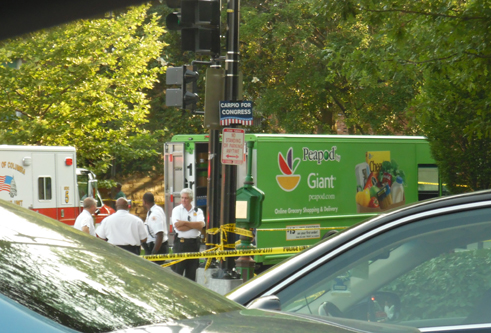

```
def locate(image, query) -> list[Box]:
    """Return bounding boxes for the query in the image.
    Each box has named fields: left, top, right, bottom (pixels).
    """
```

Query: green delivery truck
left=164, top=134, right=444, bottom=267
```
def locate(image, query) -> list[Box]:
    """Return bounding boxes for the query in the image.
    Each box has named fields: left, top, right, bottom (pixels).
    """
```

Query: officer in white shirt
left=171, top=188, right=204, bottom=281
left=96, top=198, right=147, bottom=255
left=73, top=197, right=97, bottom=236
left=142, top=192, right=168, bottom=263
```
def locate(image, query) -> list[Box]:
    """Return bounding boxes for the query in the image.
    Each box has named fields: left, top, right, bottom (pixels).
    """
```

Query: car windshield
left=0, top=200, right=242, bottom=332
left=276, top=206, right=491, bottom=329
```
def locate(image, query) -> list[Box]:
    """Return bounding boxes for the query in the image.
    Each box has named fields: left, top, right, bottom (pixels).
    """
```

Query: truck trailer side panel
left=251, top=135, right=437, bottom=264
left=165, top=134, right=442, bottom=266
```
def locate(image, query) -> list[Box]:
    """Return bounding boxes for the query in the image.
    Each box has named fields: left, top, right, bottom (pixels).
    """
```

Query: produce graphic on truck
left=0, top=145, right=114, bottom=225
left=355, top=151, right=406, bottom=212
left=165, top=134, right=444, bottom=268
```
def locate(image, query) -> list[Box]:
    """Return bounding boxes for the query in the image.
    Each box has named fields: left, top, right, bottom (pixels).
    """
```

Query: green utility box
left=236, top=185, right=265, bottom=230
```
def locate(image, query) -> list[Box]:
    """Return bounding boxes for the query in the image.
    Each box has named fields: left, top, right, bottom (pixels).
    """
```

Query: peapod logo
left=276, top=148, right=301, bottom=192
left=302, top=146, right=341, bottom=164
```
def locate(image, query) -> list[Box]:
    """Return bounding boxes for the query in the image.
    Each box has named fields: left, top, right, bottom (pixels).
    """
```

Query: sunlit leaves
left=319, top=0, right=491, bottom=191
left=0, top=5, right=164, bottom=174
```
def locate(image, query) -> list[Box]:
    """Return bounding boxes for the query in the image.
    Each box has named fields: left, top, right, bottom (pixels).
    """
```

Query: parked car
left=227, top=190, right=491, bottom=333
left=0, top=199, right=421, bottom=333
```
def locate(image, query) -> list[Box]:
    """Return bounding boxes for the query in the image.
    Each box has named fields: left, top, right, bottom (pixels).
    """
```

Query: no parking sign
left=221, top=128, right=245, bottom=165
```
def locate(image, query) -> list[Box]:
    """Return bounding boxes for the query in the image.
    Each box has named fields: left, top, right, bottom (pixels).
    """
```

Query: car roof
left=227, top=189, right=491, bottom=305
left=1, top=0, right=147, bottom=41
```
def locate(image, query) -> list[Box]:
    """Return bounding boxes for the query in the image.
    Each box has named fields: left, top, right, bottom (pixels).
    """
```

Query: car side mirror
left=246, top=295, right=281, bottom=311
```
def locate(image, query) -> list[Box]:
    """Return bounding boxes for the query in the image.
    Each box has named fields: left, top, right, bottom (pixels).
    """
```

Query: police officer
left=74, top=197, right=97, bottom=236
left=171, top=188, right=204, bottom=281
left=142, top=192, right=169, bottom=262
left=96, top=198, right=147, bottom=255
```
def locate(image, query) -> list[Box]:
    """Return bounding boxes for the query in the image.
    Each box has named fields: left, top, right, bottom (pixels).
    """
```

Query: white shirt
left=171, top=204, right=204, bottom=239
left=96, top=210, right=147, bottom=246
left=145, top=204, right=168, bottom=243
left=73, top=209, right=95, bottom=236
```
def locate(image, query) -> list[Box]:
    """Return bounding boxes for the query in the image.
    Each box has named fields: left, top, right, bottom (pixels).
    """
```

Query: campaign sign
left=219, top=101, right=253, bottom=126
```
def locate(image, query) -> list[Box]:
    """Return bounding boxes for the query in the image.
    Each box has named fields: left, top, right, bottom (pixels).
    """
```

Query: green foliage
left=0, top=5, right=164, bottom=175
left=240, top=0, right=421, bottom=135
left=240, top=1, right=335, bottom=133
left=109, top=2, right=209, bottom=179
left=318, top=0, right=491, bottom=191
left=98, top=179, right=118, bottom=190
left=413, top=70, right=491, bottom=192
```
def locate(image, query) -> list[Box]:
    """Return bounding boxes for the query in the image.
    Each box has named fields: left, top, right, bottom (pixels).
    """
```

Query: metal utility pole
left=206, top=128, right=221, bottom=253
left=205, top=63, right=224, bottom=254
left=219, top=0, right=241, bottom=276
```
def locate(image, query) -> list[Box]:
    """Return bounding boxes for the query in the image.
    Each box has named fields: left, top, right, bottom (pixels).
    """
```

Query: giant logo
left=276, top=148, right=301, bottom=192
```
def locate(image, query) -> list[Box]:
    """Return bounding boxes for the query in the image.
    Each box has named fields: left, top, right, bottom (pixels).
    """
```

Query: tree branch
left=464, top=51, right=491, bottom=59
left=397, top=53, right=460, bottom=64
left=39, top=77, right=83, bottom=118
left=363, top=8, right=486, bottom=20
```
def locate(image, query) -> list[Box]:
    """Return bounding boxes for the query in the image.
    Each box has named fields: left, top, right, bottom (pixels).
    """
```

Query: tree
left=417, top=77, right=491, bottom=193
left=322, top=0, right=491, bottom=192
left=238, top=0, right=421, bottom=135
left=102, top=2, right=210, bottom=179
left=0, top=5, right=164, bottom=174
left=327, top=0, right=491, bottom=133
left=237, top=0, right=491, bottom=191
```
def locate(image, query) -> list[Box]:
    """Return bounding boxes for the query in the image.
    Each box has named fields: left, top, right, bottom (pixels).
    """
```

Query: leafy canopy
left=238, top=0, right=491, bottom=192
left=0, top=5, right=164, bottom=174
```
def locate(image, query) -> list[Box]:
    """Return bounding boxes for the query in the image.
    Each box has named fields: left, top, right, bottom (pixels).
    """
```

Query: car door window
left=276, top=206, right=491, bottom=330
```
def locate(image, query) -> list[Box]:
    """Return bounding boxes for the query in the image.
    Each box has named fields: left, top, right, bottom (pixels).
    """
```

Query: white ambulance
left=0, top=145, right=114, bottom=225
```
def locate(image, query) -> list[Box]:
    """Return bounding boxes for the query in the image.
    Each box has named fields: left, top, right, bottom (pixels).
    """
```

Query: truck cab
left=76, top=168, right=114, bottom=224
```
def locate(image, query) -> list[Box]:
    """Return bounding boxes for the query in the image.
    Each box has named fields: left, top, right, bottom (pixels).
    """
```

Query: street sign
left=219, top=101, right=253, bottom=126
left=221, top=128, right=245, bottom=165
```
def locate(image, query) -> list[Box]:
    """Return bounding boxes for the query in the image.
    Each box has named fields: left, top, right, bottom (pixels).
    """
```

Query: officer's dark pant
left=117, top=245, right=141, bottom=255
left=172, top=236, right=200, bottom=281
left=146, top=241, right=169, bottom=265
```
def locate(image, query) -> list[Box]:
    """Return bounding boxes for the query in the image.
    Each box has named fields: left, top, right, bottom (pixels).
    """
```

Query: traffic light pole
left=218, top=0, right=241, bottom=277
left=225, top=0, right=240, bottom=100
left=207, top=127, right=221, bottom=258
left=204, top=61, right=224, bottom=266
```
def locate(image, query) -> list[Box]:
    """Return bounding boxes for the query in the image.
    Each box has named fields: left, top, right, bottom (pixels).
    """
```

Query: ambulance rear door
left=31, top=153, right=57, bottom=220
left=164, top=142, right=185, bottom=240
left=55, top=152, right=78, bottom=225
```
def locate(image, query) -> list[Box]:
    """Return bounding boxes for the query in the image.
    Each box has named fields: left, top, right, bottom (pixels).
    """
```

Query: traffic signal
left=166, top=65, right=200, bottom=111
left=165, top=0, right=221, bottom=57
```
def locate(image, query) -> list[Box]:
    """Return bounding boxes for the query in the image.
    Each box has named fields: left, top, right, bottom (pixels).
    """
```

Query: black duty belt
left=177, top=236, right=200, bottom=243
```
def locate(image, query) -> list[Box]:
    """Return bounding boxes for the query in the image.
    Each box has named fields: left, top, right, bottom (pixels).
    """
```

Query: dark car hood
left=227, top=190, right=491, bottom=306
left=114, top=309, right=420, bottom=333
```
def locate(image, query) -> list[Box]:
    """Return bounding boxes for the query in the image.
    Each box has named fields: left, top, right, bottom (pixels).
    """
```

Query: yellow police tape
left=142, top=245, right=310, bottom=264
left=145, top=225, right=345, bottom=268
left=257, top=226, right=346, bottom=232
left=103, top=198, right=165, bottom=205
left=207, top=224, right=254, bottom=238
left=204, top=224, right=253, bottom=262
left=207, top=225, right=345, bottom=238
